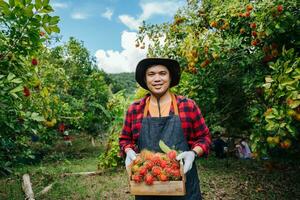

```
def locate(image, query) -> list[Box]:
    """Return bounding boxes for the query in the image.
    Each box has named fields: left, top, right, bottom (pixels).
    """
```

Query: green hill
left=108, top=72, right=137, bottom=95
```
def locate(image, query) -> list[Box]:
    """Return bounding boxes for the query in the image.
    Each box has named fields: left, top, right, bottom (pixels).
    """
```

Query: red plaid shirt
left=119, top=94, right=211, bottom=157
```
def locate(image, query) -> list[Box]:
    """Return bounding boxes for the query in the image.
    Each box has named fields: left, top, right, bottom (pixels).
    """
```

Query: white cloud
left=95, top=0, right=181, bottom=73
left=52, top=2, right=69, bottom=9
left=71, top=12, right=89, bottom=20
left=140, top=1, right=179, bottom=19
left=95, top=31, right=149, bottom=73
left=101, top=8, right=113, bottom=20
left=119, top=15, right=141, bottom=31
left=119, top=0, right=184, bottom=31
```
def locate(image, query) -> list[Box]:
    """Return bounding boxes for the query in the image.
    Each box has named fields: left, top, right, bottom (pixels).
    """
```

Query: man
left=213, top=131, right=227, bottom=159
left=119, top=58, right=211, bottom=199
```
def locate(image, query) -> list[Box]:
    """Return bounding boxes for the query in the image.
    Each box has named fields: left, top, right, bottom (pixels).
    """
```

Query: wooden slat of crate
left=127, top=161, right=186, bottom=196
left=129, top=180, right=186, bottom=196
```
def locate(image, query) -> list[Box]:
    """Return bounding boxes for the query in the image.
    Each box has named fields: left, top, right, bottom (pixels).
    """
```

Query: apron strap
left=143, top=97, right=150, bottom=117
left=143, top=93, right=179, bottom=117
left=171, top=93, right=179, bottom=116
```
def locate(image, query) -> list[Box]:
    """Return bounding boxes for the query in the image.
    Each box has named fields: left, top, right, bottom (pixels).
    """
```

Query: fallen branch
left=58, top=116, right=82, bottom=119
left=36, top=183, right=53, bottom=196
left=22, top=174, right=35, bottom=200
left=61, top=171, right=103, bottom=177
left=91, top=137, right=95, bottom=147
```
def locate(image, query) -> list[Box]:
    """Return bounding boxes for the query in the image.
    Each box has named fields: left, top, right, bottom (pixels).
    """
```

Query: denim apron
left=136, top=94, right=201, bottom=200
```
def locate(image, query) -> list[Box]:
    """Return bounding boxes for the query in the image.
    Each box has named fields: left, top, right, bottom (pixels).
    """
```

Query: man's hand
left=176, top=151, right=195, bottom=174
left=125, top=148, right=137, bottom=167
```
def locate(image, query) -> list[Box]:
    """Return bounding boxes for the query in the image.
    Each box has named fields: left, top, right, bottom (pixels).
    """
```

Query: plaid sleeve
left=119, top=105, right=136, bottom=157
left=190, top=101, right=211, bottom=156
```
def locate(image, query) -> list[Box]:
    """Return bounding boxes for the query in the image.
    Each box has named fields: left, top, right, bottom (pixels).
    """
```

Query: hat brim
left=135, top=58, right=181, bottom=90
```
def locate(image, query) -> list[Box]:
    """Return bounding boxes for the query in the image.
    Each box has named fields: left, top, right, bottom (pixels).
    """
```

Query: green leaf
left=286, top=124, right=295, bottom=134
left=31, top=112, right=45, bottom=122
left=290, top=100, right=300, bottom=109
left=7, top=73, right=16, bottom=81
left=51, top=25, right=60, bottom=33
left=43, top=24, right=51, bottom=34
left=280, top=79, right=296, bottom=86
left=272, top=108, right=279, bottom=116
left=24, top=5, right=33, bottom=17
left=279, top=123, right=286, bottom=128
left=10, top=92, right=19, bottom=98
left=25, top=111, right=31, bottom=117
left=262, top=83, right=271, bottom=89
left=285, top=67, right=293, bottom=74
left=286, top=86, right=295, bottom=91
left=31, top=129, right=37, bottom=134
left=98, top=104, right=111, bottom=119
left=49, top=16, right=60, bottom=25
left=290, top=92, right=299, bottom=99
left=9, top=0, right=15, bottom=7
left=11, top=78, right=22, bottom=83
left=40, top=87, right=49, bottom=97
left=265, top=114, right=275, bottom=119
left=41, top=4, right=53, bottom=13
left=265, top=121, right=276, bottom=131
left=265, top=77, right=273, bottom=83
left=0, top=1, right=9, bottom=9
left=159, top=140, right=172, bottom=153
left=265, top=28, right=273, bottom=36
left=251, top=143, right=257, bottom=152
left=14, top=0, right=24, bottom=7
left=0, top=2, right=10, bottom=15
left=35, top=0, right=42, bottom=10
left=278, top=27, right=285, bottom=33
left=292, top=75, right=300, bottom=79
left=42, top=0, right=49, bottom=6
left=42, top=14, right=50, bottom=24
left=9, top=85, right=23, bottom=94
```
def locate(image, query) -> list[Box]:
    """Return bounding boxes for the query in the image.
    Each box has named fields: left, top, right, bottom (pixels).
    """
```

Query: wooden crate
left=127, top=163, right=186, bottom=196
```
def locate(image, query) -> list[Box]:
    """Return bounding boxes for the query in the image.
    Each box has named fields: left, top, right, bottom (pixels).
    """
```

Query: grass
left=199, top=157, right=300, bottom=199
left=1, top=135, right=300, bottom=200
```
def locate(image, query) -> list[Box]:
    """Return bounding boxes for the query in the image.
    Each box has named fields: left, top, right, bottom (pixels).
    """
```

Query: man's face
left=145, top=65, right=171, bottom=96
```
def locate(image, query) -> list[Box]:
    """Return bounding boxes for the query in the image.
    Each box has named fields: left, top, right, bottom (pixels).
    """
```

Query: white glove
left=125, top=149, right=137, bottom=167
left=176, top=151, right=195, bottom=174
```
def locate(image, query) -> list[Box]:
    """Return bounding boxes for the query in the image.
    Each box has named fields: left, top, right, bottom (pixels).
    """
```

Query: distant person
left=236, top=138, right=251, bottom=159
left=213, top=131, right=227, bottom=159
left=63, top=131, right=72, bottom=146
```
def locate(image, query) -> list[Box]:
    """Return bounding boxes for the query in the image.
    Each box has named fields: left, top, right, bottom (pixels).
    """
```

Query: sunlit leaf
left=7, top=73, right=16, bottom=81
left=35, top=0, right=42, bottom=10
left=11, top=78, right=22, bottom=83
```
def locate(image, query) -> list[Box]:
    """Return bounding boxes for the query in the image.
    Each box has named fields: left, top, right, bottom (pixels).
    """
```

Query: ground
left=1, top=135, right=299, bottom=200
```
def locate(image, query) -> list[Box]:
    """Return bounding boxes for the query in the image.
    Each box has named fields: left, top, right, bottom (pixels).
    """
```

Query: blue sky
left=51, top=0, right=186, bottom=73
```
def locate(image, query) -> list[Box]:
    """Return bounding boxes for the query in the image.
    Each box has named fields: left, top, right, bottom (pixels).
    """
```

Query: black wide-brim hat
left=135, top=58, right=181, bottom=90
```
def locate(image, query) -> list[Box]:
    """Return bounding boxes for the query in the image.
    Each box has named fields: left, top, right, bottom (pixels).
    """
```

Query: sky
left=50, top=0, right=186, bottom=73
